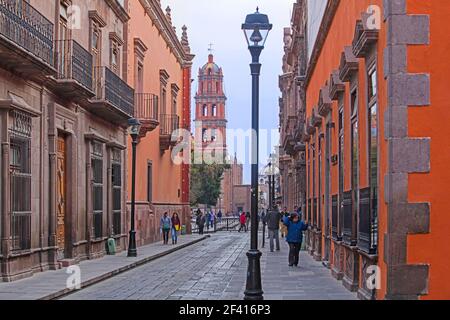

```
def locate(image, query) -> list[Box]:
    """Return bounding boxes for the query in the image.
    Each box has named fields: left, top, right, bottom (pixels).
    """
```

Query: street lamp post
left=242, top=7, right=272, bottom=301
left=127, top=118, right=141, bottom=258
left=268, top=162, right=273, bottom=210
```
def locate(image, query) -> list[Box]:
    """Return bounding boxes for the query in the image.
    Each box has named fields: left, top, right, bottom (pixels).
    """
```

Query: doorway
left=57, top=134, right=68, bottom=259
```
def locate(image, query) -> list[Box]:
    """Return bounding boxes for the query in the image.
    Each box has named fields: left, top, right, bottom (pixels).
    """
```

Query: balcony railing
left=55, top=39, right=93, bottom=90
left=331, top=195, right=339, bottom=240
left=93, top=66, right=134, bottom=117
left=160, top=114, right=179, bottom=136
left=0, top=0, right=54, bottom=65
left=342, top=191, right=356, bottom=246
left=358, top=188, right=378, bottom=254
left=135, top=93, right=159, bottom=122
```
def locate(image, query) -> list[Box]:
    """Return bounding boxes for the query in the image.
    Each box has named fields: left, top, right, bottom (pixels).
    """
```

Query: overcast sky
left=162, top=0, right=295, bottom=183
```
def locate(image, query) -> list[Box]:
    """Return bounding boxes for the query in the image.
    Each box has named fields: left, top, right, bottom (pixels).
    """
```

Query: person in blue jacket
left=283, top=212, right=309, bottom=267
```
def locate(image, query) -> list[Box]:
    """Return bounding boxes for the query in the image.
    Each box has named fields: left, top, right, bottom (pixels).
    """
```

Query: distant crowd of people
left=192, top=204, right=309, bottom=268
left=193, top=209, right=223, bottom=235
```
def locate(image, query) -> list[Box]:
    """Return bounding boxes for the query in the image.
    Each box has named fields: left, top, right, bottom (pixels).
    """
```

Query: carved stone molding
left=306, top=117, right=316, bottom=135
left=352, top=13, right=379, bottom=58
left=311, top=107, right=322, bottom=128
left=318, top=84, right=332, bottom=117
left=339, top=46, right=359, bottom=82
left=329, top=70, right=345, bottom=101
left=134, top=38, right=148, bottom=59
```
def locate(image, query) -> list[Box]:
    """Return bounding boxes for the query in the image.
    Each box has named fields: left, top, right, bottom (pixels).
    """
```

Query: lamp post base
left=244, top=249, right=264, bottom=300
left=127, top=230, right=137, bottom=257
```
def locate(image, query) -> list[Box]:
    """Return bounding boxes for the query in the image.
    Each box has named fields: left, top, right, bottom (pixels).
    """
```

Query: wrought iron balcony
left=89, top=66, right=134, bottom=125
left=0, top=0, right=55, bottom=80
left=135, top=93, right=159, bottom=138
left=160, top=113, right=179, bottom=151
left=358, top=188, right=378, bottom=255
left=342, top=191, right=357, bottom=246
left=331, top=195, right=339, bottom=241
left=48, top=39, right=94, bottom=101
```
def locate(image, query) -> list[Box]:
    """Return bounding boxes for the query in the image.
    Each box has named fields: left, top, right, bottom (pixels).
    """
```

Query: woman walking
left=238, top=212, right=247, bottom=232
left=160, top=212, right=172, bottom=245
left=283, top=212, right=309, bottom=267
left=171, top=212, right=181, bottom=245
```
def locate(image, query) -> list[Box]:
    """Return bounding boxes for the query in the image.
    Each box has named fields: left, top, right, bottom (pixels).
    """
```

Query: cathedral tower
left=194, top=54, right=227, bottom=155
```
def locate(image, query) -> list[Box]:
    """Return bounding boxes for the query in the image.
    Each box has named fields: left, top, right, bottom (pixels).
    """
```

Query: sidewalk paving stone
left=0, top=234, right=209, bottom=300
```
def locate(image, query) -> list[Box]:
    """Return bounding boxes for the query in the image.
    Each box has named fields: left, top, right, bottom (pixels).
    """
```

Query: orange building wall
left=406, top=0, right=450, bottom=300
left=306, top=0, right=450, bottom=299
left=304, top=0, right=387, bottom=298
left=126, top=1, right=184, bottom=205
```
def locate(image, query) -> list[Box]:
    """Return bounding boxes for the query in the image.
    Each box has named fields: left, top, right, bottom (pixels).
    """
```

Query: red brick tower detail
left=194, top=54, right=227, bottom=152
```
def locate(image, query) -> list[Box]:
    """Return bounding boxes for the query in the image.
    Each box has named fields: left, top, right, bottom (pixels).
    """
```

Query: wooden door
left=57, top=135, right=67, bottom=258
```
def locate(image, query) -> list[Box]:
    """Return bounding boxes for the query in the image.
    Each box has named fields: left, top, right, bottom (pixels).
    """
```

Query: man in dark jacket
left=196, top=212, right=206, bottom=235
left=264, top=209, right=283, bottom=252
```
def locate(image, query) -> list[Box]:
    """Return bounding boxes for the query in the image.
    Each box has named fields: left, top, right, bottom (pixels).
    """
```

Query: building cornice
left=105, top=0, right=130, bottom=23
left=305, top=0, right=340, bottom=88
left=137, top=0, right=195, bottom=67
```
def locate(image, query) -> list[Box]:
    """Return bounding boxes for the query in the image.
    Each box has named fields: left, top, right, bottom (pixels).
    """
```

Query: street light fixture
left=242, top=7, right=272, bottom=301
left=127, top=118, right=141, bottom=257
left=268, top=162, right=273, bottom=210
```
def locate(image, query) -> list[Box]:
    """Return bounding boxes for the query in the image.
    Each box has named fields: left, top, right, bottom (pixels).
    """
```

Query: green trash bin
left=181, top=225, right=186, bottom=235
left=107, top=238, right=116, bottom=255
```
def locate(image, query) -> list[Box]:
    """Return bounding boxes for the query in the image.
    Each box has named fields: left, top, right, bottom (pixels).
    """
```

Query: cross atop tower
left=208, top=43, right=214, bottom=54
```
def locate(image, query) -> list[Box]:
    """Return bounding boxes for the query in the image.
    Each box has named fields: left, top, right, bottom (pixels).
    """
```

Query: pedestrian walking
left=196, top=211, right=206, bottom=235
left=171, top=212, right=181, bottom=245
left=264, top=208, right=283, bottom=252
left=160, top=212, right=172, bottom=245
left=210, top=211, right=216, bottom=229
left=218, top=210, right=223, bottom=224
left=206, top=211, right=211, bottom=231
left=280, top=207, right=289, bottom=238
left=245, top=211, right=251, bottom=230
left=238, top=212, right=247, bottom=232
left=283, top=213, right=309, bottom=267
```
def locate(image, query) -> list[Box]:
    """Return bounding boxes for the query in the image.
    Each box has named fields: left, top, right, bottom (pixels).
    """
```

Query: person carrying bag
left=171, top=212, right=181, bottom=245
left=160, top=212, right=172, bottom=245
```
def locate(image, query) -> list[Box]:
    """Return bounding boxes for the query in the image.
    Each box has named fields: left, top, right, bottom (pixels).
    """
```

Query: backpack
left=162, top=218, right=170, bottom=230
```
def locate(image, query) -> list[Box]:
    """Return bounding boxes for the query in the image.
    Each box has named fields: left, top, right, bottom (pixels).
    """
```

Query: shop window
left=9, top=111, right=32, bottom=251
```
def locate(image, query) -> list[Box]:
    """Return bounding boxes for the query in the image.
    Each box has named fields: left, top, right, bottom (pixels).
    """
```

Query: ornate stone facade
left=0, top=0, right=193, bottom=281
left=280, top=0, right=449, bottom=299
left=279, top=0, right=307, bottom=216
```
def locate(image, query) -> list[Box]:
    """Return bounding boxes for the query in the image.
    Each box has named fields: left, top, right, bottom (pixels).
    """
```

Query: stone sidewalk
left=252, top=239, right=358, bottom=300
left=0, top=234, right=209, bottom=300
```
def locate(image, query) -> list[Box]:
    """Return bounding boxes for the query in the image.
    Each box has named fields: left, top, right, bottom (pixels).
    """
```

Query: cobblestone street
left=63, top=232, right=356, bottom=300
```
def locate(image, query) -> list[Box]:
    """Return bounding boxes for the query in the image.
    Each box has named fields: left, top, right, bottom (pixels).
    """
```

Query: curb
left=40, top=235, right=211, bottom=300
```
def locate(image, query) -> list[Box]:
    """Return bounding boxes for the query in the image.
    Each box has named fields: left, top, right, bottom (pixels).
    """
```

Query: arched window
left=212, top=105, right=217, bottom=117
left=216, top=82, right=220, bottom=93
left=202, top=105, right=208, bottom=117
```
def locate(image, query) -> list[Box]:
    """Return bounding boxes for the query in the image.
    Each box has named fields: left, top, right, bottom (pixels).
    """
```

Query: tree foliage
left=190, top=162, right=230, bottom=207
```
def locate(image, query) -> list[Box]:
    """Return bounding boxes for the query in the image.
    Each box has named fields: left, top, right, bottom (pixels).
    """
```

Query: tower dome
left=201, top=54, right=222, bottom=75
